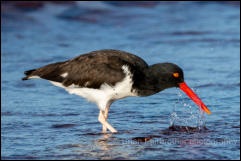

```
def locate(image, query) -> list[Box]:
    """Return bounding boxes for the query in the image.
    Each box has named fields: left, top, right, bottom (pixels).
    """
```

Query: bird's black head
left=161, top=63, right=184, bottom=87
left=143, top=62, right=211, bottom=114
left=147, top=63, right=184, bottom=90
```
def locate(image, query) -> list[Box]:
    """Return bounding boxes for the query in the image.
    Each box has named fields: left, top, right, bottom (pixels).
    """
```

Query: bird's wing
left=22, top=61, right=67, bottom=82
left=61, top=55, right=127, bottom=88
left=23, top=50, right=148, bottom=89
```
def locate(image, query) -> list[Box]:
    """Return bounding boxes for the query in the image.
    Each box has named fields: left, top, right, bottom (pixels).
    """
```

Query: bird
left=22, top=49, right=211, bottom=133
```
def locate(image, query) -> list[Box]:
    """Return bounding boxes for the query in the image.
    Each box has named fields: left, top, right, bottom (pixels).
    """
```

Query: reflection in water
left=94, top=133, right=130, bottom=160
left=96, top=133, right=113, bottom=148
left=132, top=136, right=153, bottom=142
left=168, top=125, right=208, bottom=133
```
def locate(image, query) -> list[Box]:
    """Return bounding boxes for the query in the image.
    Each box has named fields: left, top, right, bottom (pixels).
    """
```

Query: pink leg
left=98, top=110, right=117, bottom=133
left=102, top=104, right=111, bottom=133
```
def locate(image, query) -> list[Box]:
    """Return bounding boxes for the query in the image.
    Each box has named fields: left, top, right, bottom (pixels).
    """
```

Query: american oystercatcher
left=22, top=49, right=211, bottom=133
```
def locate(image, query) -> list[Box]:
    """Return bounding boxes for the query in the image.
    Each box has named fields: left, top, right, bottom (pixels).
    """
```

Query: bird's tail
left=22, top=69, right=36, bottom=80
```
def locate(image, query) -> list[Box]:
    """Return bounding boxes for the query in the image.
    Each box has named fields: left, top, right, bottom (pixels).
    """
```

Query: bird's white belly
left=50, top=65, right=137, bottom=111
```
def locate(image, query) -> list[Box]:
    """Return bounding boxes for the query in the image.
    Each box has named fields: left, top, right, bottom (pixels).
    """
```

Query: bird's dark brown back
left=23, top=49, right=149, bottom=89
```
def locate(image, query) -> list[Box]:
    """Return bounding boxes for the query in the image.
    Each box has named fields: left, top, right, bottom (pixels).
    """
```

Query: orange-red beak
left=179, top=82, right=211, bottom=114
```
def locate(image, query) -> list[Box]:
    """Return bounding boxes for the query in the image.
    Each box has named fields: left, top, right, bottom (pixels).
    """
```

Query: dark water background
left=1, top=1, right=240, bottom=160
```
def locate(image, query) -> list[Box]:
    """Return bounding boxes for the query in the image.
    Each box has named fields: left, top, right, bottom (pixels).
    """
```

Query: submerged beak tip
left=205, top=109, right=212, bottom=115
left=201, top=104, right=212, bottom=115
left=203, top=108, right=212, bottom=115
left=179, top=82, right=212, bottom=115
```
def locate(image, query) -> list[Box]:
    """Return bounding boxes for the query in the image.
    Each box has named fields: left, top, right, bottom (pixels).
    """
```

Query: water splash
left=169, top=89, right=206, bottom=129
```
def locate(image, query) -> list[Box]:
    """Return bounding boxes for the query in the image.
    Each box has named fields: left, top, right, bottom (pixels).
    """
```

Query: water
left=1, top=1, right=240, bottom=160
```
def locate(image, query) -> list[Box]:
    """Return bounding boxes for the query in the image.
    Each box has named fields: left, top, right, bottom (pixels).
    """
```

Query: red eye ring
left=173, top=73, right=179, bottom=78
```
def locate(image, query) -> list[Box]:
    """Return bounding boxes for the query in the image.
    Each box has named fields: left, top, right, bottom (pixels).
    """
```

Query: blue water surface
left=1, top=1, right=240, bottom=160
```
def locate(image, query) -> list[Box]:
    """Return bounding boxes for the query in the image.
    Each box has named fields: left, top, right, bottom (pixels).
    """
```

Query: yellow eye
left=173, top=72, right=179, bottom=78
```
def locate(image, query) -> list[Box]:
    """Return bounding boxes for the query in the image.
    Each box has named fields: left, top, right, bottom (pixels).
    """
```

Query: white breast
left=49, top=65, right=137, bottom=111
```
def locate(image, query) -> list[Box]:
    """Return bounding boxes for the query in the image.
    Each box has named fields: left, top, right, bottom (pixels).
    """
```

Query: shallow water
left=1, top=1, right=240, bottom=160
